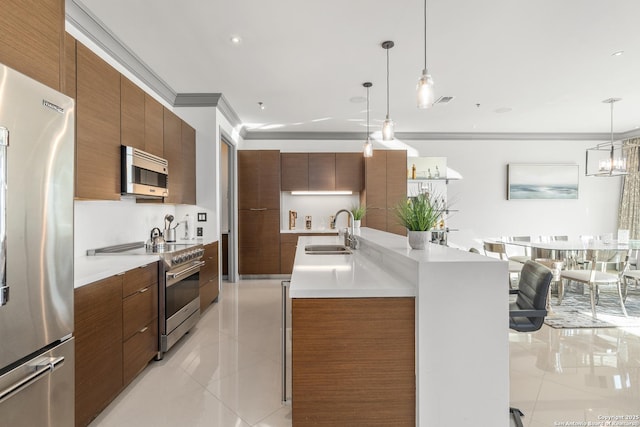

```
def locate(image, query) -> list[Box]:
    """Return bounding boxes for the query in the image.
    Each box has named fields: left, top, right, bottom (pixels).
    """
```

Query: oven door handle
left=167, top=261, right=205, bottom=281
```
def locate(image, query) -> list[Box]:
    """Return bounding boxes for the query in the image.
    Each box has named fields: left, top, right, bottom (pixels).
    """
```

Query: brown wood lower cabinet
left=75, top=275, right=123, bottom=427
left=200, top=241, right=220, bottom=312
left=122, top=263, right=158, bottom=385
left=75, top=262, right=158, bottom=427
left=239, top=209, right=280, bottom=274
left=292, top=297, right=415, bottom=426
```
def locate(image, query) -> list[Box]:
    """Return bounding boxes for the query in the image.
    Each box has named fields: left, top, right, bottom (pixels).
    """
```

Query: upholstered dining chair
left=559, top=249, right=630, bottom=319
left=483, top=241, right=523, bottom=288
left=503, top=235, right=531, bottom=264
left=509, top=260, right=553, bottom=427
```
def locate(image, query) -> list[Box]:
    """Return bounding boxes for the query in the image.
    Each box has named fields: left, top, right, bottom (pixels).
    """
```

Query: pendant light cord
left=366, top=86, right=370, bottom=136
left=386, top=47, right=390, bottom=117
left=423, top=0, right=427, bottom=70
left=610, top=100, right=614, bottom=145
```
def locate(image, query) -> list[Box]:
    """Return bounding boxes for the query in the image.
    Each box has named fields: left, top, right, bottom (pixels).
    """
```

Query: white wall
left=74, top=199, right=176, bottom=257
left=241, top=138, right=622, bottom=250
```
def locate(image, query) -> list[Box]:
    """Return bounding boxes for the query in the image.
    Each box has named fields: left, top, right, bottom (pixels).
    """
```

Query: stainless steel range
left=88, top=241, right=205, bottom=359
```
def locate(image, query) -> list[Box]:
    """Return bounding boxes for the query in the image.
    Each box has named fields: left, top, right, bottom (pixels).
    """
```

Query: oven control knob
left=171, top=257, right=179, bottom=265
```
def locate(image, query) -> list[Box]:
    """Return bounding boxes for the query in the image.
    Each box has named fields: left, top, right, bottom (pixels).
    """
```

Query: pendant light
left=585, top=98, right=630, bottom=177
left=363, top=82, right=373, bottom=158
left=381, top=41, right=395, bottom=141
left=417, top=0, right=435, bottom=108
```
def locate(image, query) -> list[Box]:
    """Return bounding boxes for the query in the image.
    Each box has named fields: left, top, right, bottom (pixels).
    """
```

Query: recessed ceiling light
left=230, top=35, right=242, bottom=45
left=612, top=50, right=624, bottom=57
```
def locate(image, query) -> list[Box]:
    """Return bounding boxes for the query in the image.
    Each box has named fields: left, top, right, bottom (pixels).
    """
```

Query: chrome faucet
left=331, top=209, right=358, bottom=249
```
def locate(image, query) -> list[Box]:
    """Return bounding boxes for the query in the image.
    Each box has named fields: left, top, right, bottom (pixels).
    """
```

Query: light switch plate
left=197, top=212, right=207, bottom=222
left=196, top=227, right=203, bottom=237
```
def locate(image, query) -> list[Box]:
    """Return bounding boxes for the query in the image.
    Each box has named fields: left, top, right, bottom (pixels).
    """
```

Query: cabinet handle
left=250, top=208, right=267, bottom=211
left=116, top=272, right=125, bottom=276
left=138, top=326, right=148, bottom=334
left=138, top=287, right=149, bottom=293
left=139, top=264, right=148, bottom=268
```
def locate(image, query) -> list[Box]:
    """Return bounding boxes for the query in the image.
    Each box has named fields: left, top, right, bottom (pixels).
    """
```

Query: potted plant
left=394, top=193, right=446, bottom=249
left=350, top=205, right=366, bottom=228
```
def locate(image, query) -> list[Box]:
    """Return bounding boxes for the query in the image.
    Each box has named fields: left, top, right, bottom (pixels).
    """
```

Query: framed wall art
left=507, top=164, right=579, bottom=200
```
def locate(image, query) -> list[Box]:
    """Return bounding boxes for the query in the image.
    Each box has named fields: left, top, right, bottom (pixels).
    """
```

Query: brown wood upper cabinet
left=239, top=150, right=281, bottom=210
left=360, top=149, right=407, bottom=236
left=121, top=77, right=145, bottom=151
left=281, top=153, right=308, bottom=191
left=309, top=153, right=335, bottom=190
left=144, top=94, right=164, bottom=158
left=76, top=42, right=121, bottom=200
left=62, top=33, right=76, bottom=99
left=163, top=108, right=183, bottom=204
left=0, top=0, right=64, bottom=91
left=181, top=121, right=197, bottom=205
left=281, top=152, right=363, bottom=192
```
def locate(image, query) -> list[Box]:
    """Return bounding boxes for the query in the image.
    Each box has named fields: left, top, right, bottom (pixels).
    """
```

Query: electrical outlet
left=196, top=227, right=203, bottom=237
left=197, top=212, right=207, bottom=222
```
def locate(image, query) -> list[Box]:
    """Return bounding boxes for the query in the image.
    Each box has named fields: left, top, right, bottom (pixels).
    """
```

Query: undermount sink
left=304, top=244, right=352, bottom=255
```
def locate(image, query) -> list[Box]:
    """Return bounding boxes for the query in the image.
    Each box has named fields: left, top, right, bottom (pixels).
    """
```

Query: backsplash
left=74, top=199, right=216, bottom=257
left=280, top=193, right=360, bottom=231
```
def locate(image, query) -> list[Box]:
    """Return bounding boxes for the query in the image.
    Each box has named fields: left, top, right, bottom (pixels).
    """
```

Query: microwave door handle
left=0, top=127, right=8, bottom=307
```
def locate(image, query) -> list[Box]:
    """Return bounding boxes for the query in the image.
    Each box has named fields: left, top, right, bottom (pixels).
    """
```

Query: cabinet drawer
left=123, top=283, right=158, bottom=341
left=199, top=278, right=219, bottom=312
left=123, top=263, right=158, bottom=297
left=123, top=320, right=158, bottom=385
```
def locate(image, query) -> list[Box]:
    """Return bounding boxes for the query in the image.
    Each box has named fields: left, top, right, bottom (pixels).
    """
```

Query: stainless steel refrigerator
left=0, top=64, right=75, bottom=426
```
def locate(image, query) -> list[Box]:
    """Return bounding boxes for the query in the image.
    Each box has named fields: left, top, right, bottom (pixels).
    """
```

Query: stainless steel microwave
left=121, top=145, right=169, bottom=198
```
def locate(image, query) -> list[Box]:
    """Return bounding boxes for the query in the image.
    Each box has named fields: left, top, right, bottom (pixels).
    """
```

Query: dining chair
left=503, top=235, right=531, bottom=264
left=508, top=260, right=553, bottom=427
left=559, top=249, right=629, bottom=319
left=622, top=249, right=640, bottom=298
left=483, top=241, right=523, bottom=288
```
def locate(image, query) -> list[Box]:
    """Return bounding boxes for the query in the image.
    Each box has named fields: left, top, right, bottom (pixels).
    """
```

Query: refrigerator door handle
left=0, top=356, right=64, bottom=404
left=0, top=127, right=8, bottom=307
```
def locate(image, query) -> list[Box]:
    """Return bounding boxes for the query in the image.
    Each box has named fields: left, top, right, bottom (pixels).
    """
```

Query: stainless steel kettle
left=146, top=227, right=166, bottom=250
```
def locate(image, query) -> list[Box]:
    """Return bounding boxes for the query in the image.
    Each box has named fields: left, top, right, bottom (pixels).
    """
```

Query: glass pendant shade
left=417, top=69, right=435, bottom=109
left=363, top=138, right=373, bottom=158
left=382, top=116, right=395, bottom=141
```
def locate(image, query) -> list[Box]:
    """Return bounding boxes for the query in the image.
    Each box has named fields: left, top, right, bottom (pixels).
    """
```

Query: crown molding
left=66, top=0, right=176, bottom=105
left=621, top=128, right=640, bottom=140
left=174, top=93, right=242, bottom=129
left=242, top=130, right=616, bottom=141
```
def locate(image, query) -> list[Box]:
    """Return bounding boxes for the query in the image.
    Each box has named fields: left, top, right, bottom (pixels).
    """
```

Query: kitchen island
left=290, top=228, right=508, bottom=426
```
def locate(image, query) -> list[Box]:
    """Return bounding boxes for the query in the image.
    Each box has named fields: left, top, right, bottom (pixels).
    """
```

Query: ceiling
left=71, top=0, right=640, bottom=138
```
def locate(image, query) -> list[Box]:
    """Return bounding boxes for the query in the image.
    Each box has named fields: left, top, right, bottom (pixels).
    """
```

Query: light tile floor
left=91, top=279, right=640, bottom=427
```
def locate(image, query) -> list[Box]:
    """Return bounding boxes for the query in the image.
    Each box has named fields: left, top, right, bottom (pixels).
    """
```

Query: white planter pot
left=407, top=230, right=431, bottom=250
left=353, top=219, right=361, bottom=229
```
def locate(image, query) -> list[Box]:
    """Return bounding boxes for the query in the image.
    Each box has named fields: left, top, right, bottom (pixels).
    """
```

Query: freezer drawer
left=0, top=338, right=74, bottom=427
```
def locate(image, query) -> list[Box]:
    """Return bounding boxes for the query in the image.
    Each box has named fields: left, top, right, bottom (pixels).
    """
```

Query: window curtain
left=618, top=138, right=640, bottom=239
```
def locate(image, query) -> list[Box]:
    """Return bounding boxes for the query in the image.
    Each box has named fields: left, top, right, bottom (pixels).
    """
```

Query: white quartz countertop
left=74, top=255, right=160, bottom=289
left=280, top=229, right=338, bottom=234
left=289, top=228, right=501, bottom=299
left=289, top=233, right=415, bottom=298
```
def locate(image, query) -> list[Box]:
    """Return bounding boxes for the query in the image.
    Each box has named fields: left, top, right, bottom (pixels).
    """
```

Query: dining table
left=500, top=238, right=640, bottom=264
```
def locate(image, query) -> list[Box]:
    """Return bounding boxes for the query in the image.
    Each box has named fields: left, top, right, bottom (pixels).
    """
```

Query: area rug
left=543, top=289, right=640, bottom=329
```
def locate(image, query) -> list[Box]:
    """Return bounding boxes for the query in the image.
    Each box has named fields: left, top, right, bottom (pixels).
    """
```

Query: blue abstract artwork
left=507, top=164, right=579, bottom=200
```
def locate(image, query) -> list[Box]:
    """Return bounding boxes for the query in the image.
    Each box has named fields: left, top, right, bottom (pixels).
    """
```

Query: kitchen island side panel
left=417, top=259, right=508, bottom=427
